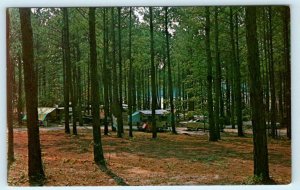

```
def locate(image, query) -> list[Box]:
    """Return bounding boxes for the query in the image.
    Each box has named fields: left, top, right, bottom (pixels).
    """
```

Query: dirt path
left=223, top=125, right=287, bottom=137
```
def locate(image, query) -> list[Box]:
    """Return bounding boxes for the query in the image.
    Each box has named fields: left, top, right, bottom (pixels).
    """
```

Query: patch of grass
left=190, top=154, right=220, bottom=164
left=244, top=175, right=264, bottom=185
left=77, top=141, right=90, bottom=153
left=108, top=141, right=118, bottom=146
left=214, top=160, right=228, bottom=169
left=166, top=162, right=176, bottom=169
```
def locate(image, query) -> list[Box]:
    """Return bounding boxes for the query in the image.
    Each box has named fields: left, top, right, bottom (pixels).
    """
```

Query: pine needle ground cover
left=8, top=127, right=290, bottom=186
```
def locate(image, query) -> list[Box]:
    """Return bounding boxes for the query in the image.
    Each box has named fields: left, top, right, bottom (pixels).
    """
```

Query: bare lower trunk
left=150, top=7, right=157, bottom=139
left=205, top=7, right=217, bottom=141
left=89, top=7, right=106, bottom=166
left=7, top=9, right=14, bottom=164
left=245, top=7, right=270, bottom=182
left=19, top=8, right=45, bottom=183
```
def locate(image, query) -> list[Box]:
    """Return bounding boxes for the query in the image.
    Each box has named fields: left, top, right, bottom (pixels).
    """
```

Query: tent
left=22, top=107, right=57, bottom=126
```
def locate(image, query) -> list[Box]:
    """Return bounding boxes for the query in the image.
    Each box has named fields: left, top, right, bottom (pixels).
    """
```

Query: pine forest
left=7, top=6, right=290, bottom=185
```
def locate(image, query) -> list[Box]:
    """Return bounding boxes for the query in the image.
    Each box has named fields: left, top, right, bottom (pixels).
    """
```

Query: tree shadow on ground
left=97, top=164, right=128, bottom=186
left=102, top=131, right=290, bottom=167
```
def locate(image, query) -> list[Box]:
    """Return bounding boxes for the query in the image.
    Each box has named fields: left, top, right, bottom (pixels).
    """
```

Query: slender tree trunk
left=132, top=71, right=137, bottom=111
left=19, top=8, right=45, bottom=183
left=177, top=62, right=181, bottom=113
left=163, top=56, right=167, bottom=109
left=182, top=75, right=186, bottom=117
left=245, top=7, right=270, bottom=182
left=164, top=7, right=176, bottom=134
left=262, top=9, right=270, bottom=127
left=89, top=7, right=106, bottom=166
left=156, top=67, right=161, bottom=109
left=141, top=69, right=145, bottom=109
left=128, top=7, right=133, bottom=137
left=74, top=43, right=83, bottom=126
left=150, top=7, right=157, bottom=139
left=124, top=69, right=127, bottom=104
left=7, top=9, right=14, bottom=164
left=77, top=66, right=83, bottom=126
left=225, top=75, right=231, bottom=125
left=278, top=72, right=284, bottom=128
left=63, top=8, right=71, bottom=134
left=282, top=7, right=291, bottom=139
left=137, top=72, right=142, bottom=110
left=230, top=69, right=235, bottom=129
left=108, top=72, right=115, bottom=131
left=86, top=58, right=90, bottom=114
left=235, top=10, right=244, bottom=137
left=230, top=8, right=244, bottom=136
left=214, top=7, right=221, bottom=139
left=205, top=7, right=217, bottom=141
left=225, top=69, right=231, bottom=125
left=102, top=8, right=109, bottom=135
left=72, top=66, right=78, bottom=135
left=268, top=7, right=277, bottom=139
left=35, top=38, right=40, bottom=103
left=147, top=69, right=150, bottom=109
left=17, top=56, right=23, bottom=125
left=111, top=8, right=123, bottom=138
left=117, top=7, right=124, bottom=133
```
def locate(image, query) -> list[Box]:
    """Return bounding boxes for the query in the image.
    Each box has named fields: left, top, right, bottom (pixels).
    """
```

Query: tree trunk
left=111, top=8, right=123, bottom=138
left=147, top=69, right=150, bottom=109
left=150, top=7, right=157, bottom=139
left=124, top=69, right=127, bottom=104
left=74, top=43, right=83, bottom=126
left=19, top=8, right=45, bottom=183
left=72, top=65, right=78, bottom=135
left=102, top=8, right=109, bottom=135
left=205, top=7, right=217, bottom=141
left=177, top=62, right=181, bottom=113
left=262, top=9, right=270, bottom=127
left=225, top=70, right=231, bottom=125
left=128, top=7, right=133, bottom=137
left=163, top=56, right=167, bottom=109
left=141, top=69, right=145, bottom=109
left=278, top=71, right=284, bottom=128
left=137, top=72, right=142, bottom=110
left=164, top=7, right=176, bottom=134
left=89, top=7, right=106, bottom=166
left=108, top=71, right=115, bottom=131
left=77, top=66, right=83, bottom=126
left=156, top=67, right=161, bottom=109
left=63, top=8, right=71, bottom=134
left=281, top=7, right=291, bottom=139
left=86, top=57, right=90, bottom=114
left=245, top=6, right=270, bottom=181
left=17, top=56, right=23, bottom=125
left=118, top=7, right=124, bottom=134
left=268, top=7, right=277, bottom=139
left=7, top=9, right=14, bottom=164
left=132, top=71, right=137, bottom=111
left=214, top=7, right=221, bottom=139
left=234, top=10, right=244, bottom=137
left=230, top=8, right=244, bottom=136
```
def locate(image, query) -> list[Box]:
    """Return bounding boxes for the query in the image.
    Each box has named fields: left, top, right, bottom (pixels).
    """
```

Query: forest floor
left=8, top=125, right=291, bottom=186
